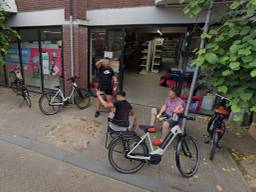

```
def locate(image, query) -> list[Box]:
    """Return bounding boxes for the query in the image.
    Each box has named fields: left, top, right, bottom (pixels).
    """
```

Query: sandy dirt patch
left=47, top=116, right=102, bottom=152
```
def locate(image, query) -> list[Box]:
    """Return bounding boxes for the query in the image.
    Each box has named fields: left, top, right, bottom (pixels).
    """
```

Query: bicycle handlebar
left=207, top=89, right=230, bottom=101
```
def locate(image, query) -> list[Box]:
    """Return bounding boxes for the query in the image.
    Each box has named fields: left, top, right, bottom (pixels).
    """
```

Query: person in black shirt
left=96, top=90, right=136, bottom=131
left=95, top=58, right=118, bottom=118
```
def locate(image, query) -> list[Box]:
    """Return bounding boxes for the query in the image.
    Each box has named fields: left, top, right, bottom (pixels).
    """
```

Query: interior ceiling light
left=157, top=29, right=163, bottom=36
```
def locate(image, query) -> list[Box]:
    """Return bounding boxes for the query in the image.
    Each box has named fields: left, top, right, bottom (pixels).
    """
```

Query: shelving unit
left=151, top=38, right=164, bottom=73
left=140, top=41, right=153, bottom=74
left=162, top=39, right=177, bottom=58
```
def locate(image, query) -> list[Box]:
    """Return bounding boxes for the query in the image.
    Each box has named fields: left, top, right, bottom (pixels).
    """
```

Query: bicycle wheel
left=74, top=88, right=91, bottom=109
left=108, top=135, right=148, bottom=174
left=39, top=93, right=62, bottom=115
left=176, top=135, right=199, bottom=177
left=23, top=90, right=32, bottom=108
left=209, top=132, right=218, bottom=161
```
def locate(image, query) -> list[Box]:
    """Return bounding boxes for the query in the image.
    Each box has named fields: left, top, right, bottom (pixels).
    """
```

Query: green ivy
left=182, top=0, right=256, bottom=115
left=0, top=10, right=18, bottom=65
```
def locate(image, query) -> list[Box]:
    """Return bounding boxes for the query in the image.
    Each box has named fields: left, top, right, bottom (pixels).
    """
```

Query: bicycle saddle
left=139, top=125, right=157, bottom=133
left=68, top=76, right=80, bottom=82
left=54, top=85, right=61, bottom=89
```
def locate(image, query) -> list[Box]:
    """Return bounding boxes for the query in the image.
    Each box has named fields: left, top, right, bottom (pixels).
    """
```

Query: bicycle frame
left=49, top=83, right=78, bottom=106
left=127, top=124, right=183, bottom=160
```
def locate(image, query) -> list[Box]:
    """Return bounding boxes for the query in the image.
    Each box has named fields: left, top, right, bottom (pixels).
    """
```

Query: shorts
left=99, top=87, right=113, bottom=96
left=153, top=108, right=178, bottom=127
left=108, top=112, right=135, bottom=132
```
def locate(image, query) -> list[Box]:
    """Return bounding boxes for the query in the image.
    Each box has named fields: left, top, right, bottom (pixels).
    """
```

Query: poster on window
left=42, top=52, right=50, bottom=75
left=41, top=48, right=62, bottom=77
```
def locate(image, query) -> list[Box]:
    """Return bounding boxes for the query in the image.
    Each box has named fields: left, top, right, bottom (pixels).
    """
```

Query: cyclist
left=96, top=90, right=136, bottom=131
left=95, top=58, right=118, bottom=118
left=149, top=88, right=185, bottom=146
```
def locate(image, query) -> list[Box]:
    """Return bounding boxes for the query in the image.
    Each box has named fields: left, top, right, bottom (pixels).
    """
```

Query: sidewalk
left=0, top=140, right=147, bottom=192
left=0, top=87, right=254, bottom=192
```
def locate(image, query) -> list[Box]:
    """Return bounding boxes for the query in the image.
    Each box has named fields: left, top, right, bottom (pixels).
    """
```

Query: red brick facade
left=16, top=0, right=86, bottom=20
left=87, top=0, right=154, bottom=9
left=63, top=25, right=88, bottom=93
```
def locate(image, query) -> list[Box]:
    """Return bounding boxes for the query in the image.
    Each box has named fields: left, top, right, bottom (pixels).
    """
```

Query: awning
left=0, top=0, right=18, bottom=13
left=155, top=0, right=232, bottom=7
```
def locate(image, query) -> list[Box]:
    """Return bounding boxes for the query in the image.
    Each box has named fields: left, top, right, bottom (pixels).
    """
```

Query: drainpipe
left=69, top=0, right=74, bottom=77
left=181, top=0, right=214, bottom=131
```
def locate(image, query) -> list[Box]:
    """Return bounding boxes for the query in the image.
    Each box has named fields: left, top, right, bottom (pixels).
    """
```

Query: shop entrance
left=123, top=27, right=188, bottom=107
left=90, top=26, right=194, bottom=107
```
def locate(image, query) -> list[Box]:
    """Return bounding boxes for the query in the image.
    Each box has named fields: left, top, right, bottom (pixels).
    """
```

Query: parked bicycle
left=206, top=90, right=231, bottom=160
left=9, top=68, right=32, bottom=108
left=106, top=114, right=199, bottom=177
left=39, top=76, right=91, bottom=115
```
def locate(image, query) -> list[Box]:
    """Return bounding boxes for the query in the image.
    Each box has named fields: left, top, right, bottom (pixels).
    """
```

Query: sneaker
left=95, top=111, right=100, bottom=118
left=152, top=139, right=162, bottom=146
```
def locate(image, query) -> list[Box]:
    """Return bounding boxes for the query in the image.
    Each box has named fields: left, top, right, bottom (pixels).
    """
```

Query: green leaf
left=193, top=57, right=204, bottom=66
left=218, top=86, right=228, bottom=94
left=238, top=48, right=251, bottom=56
left=229, top=62, right=240, bottom=70
left=231, top=104, right=241, bottom=113
left=242, top=55, right=253, bottom=63
left=205, top=53, right=218, bottom=64
left=201, top=33, right=212, bottom=39
left=219, top=56, right=229, bottom=64
left=240, top=26, right=251, bottom=35
left=230, top=1, right=240, bottom=9
left=251, top=106, right=256, bottom=112
left=241, top=92, right=253, bottom=101
left=198, top=48, right=206, bottom=55
left=222, top=70, right=233, bottom=76
left=249, top=61, right=256, bottom=67
left=250, top=69, right=256, bottom=77
left=230, top=44, right=240, bottom=54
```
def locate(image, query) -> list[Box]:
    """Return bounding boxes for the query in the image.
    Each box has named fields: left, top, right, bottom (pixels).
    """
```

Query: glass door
left=40, top=27, right=63, bottom=91
left=19, top=29, right=42, bottom=92
left=89, top=28, right=126, bottom=93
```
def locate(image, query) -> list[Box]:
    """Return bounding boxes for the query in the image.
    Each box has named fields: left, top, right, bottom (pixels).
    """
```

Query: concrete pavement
left=0, top=87, right=254, bottom=192
left=0, top=139, right=148, bottom=192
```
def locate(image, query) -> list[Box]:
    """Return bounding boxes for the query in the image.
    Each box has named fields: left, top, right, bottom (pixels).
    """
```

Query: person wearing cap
left=96, top=90, right=136, bottom=131
left=149, top=88, right=185, bottom=146
left=95, top=58, right=118, bottom=118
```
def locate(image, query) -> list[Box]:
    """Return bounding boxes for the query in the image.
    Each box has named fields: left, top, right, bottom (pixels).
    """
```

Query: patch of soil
left=47, top=116, right=102, bottom=152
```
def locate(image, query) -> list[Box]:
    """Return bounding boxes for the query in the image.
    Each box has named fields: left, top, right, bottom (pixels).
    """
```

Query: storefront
left=88, top=25, right=202, bottom=108
left=1, top=26, right=63, bottom=92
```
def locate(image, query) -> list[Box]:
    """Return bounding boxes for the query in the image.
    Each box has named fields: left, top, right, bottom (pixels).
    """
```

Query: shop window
left=4, top=34, right=20, bottom=86
left=40, top=27, right=63, bottom=91
left=19, top=29, right=42, bottom=92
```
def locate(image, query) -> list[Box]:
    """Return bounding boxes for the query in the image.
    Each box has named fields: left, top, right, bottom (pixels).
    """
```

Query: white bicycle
left=107, top=114, right=199, bottom=177
left=39, top=76, right=91, bottom=115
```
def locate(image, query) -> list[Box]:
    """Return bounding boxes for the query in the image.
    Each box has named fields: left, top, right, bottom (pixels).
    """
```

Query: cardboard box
left=249, top=122, right=256, bottom=140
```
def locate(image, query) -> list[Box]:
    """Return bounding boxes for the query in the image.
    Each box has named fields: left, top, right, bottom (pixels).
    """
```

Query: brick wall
left=16, top=0, right=86, bottom=20
left=63, top=25, right=88, bottom=94
left=87, top=0, right=154, bottom=9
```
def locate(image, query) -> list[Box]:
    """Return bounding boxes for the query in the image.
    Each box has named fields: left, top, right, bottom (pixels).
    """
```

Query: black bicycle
left=206, top=90, right=231, bottom=160
left=106, top=114, right=199, bottom=177
left=39, top=76, right=91, bottom=115
left=9, top=70, right=32, bottom=108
